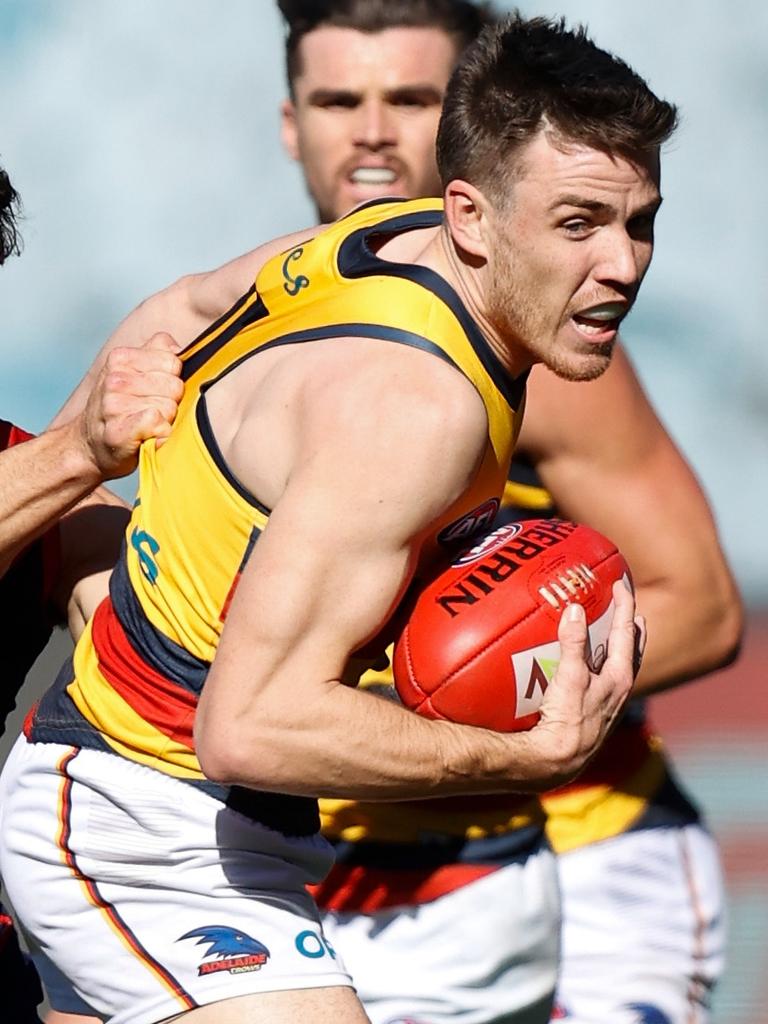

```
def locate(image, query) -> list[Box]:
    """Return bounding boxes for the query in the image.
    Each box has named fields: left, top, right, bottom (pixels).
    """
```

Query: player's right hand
left=523, top=579, right=644, bottom=790
left=78, top=332, right=184, bottom=479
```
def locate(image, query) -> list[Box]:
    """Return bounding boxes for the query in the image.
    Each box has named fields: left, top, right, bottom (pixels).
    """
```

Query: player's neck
left=422, top=228, right=534, bottom=381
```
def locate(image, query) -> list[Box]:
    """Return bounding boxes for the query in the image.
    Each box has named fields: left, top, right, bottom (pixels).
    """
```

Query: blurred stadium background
left=0, top=2, right=765, bottom=1021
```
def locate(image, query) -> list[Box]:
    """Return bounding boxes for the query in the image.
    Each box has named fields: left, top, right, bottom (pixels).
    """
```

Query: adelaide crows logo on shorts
left=178, top=926, right=270, bottom=976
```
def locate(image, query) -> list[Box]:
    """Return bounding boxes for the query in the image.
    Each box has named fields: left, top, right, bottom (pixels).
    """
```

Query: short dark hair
left=0, top=166, right=22, bottom=265
left=437, top=13, right=678, bottom=203
left=277, top=0, right=496, bottom=95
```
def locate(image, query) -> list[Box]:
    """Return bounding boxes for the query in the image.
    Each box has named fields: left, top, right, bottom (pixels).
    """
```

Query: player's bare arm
left=517, top=342, right=742, bottom=694
left=195, top=341, right=638, bottom=798
left=49, top=226, right=325, bottom=427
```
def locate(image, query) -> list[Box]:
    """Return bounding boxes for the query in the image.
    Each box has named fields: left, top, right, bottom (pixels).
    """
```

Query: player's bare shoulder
left=299, top=336, right=489, bottom=502
left=213, top=332, right=490, bottom=543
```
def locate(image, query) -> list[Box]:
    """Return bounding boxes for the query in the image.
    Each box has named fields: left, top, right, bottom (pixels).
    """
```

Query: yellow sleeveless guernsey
left=28, top=199, right=528, bottom=839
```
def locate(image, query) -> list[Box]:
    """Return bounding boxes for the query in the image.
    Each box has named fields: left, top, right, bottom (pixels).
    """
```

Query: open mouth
left=349, top=167, right=399, bottom=186
left=571, top=302, right=626, bottom=338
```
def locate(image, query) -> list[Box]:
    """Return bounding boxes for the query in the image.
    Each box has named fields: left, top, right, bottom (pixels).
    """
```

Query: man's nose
left=595, top=229, right=646, bottom=288
left=353, top=99, right=396, bottom=149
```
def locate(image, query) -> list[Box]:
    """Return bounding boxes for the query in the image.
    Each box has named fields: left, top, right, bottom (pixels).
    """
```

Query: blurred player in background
left=0, top=14, right=661, bottom=1023
left=0, top=164, right=182, bottom=1024
left=276, top=3, right=742, bottom=1023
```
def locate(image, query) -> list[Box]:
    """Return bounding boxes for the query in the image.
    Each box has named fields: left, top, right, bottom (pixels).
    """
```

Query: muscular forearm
left=632, top=574, right=742, bottom=695
left=196, top=592, right=636, bottom=800
left=0, top=420, right=102, bottom=576
left=198, top=675, right=547, bottom=800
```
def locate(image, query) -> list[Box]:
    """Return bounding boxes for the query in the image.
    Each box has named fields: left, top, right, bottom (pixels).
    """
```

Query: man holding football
left=0, top=12, right=712, bottom=1024
left=275, top=3, right=741, bottom=1024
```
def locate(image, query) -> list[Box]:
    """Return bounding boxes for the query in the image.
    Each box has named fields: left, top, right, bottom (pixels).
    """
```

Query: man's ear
left=443, top=179, right=492, bottom=260
left=280, top=98, right=299, bottom=161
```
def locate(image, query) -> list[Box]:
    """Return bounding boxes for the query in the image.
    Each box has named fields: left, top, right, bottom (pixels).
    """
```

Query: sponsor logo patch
left=452, top=522, right=523, bottom=566
left=437, top=498, right=499, bottom=546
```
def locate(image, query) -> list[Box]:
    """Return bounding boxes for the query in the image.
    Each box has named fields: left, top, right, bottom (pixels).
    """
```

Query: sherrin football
left=392, top=518, right=632, bottom=732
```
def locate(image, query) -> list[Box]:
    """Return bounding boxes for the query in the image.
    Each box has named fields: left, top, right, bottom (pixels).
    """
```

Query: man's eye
left=316, top=96, right=358, bottom=111
left=561, top=219, right=591, bottom=237
left=390, top=91, right=442, bottom=110
left=392, top=97, right=430, bottom=109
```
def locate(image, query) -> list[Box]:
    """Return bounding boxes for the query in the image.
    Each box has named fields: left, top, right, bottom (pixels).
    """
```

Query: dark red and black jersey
left=0, top=419, right=62, bottom=737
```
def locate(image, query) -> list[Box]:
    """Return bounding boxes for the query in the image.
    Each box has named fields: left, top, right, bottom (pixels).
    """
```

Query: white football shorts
left=321, top=839, right=561, bottom=1024
left=553, top=824, right=726, bottom=1023
left=0, top=735, right=351, bottom=1024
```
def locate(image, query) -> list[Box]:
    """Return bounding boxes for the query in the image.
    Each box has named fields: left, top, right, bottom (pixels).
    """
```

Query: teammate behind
left=277, top=3, right=742, bottom=1023
left=0, top=164, right=182, bottom=1024
left=0, top=15, right=664, bottom=1024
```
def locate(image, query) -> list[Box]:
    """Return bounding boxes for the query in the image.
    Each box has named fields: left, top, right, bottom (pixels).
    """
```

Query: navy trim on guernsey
left=203, top=322, right=460, bottom=393
left=109, top=553, right=208, bottom=695
left=336, top=208, right=530, bottom=411
left=629, top=765, right=701, bottom=832
left=196, top=397, right=272, bottom=516
left=338, top=196, right=408, bottom=220
left=181, top=288, right=269, bottom=383
left=330, top=822, right=546, bottom=871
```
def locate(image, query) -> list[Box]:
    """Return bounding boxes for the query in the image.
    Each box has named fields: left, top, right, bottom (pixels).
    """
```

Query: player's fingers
left=602, top=579, right=637, bottom=667
left=554, top=601, right=589, bottom=680
left=143, top=331, right=182, bottom=355
left=117, top=405, right=175, bottom=446
left=138, top=396, right=179, bottom=427
left=106, top=341, right=183, bottom=379
left=104, top=368, right=184, bottom=403
left=142, top=332, right=183, bottom=376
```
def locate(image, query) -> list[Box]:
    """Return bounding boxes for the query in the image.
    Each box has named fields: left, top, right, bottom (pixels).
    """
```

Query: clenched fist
left=79, top=332, right=184, bottom=479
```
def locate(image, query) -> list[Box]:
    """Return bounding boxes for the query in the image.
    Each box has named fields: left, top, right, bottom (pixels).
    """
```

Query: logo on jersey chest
left=282, top=246, right=310, bottom=296
left=437, top=498, right=499, bottom=547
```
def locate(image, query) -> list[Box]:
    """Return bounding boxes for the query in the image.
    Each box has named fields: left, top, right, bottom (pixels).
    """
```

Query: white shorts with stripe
left=553, top=824, right=726, bottom=1023
left=0, top=735, right=351, bottom=1024
left=321, top=841, right=561, bottom=1024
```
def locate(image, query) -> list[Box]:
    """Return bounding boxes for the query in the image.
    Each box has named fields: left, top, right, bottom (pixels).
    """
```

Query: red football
left=392, top=518, right=632, bottom=732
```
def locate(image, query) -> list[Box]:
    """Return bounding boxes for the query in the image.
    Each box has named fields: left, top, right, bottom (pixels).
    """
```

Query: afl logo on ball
left=438, top=498, right=499, bottom=547
left=452, top=522, right=523, bottom=566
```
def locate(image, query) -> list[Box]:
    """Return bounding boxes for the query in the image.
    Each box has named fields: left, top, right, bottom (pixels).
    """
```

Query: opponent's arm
left=50, top=227, right=322, bottom=427
left=195, top=347, right=639, bottom=799
left=517, top=344, right=742, bottom=695
left=0, top=332, right=182, bottom=577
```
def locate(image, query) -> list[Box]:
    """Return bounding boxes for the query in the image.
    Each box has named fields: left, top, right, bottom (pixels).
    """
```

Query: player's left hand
left=78, top=332, right=184, bottom=479
left=524, top=579, right=645, bottom=789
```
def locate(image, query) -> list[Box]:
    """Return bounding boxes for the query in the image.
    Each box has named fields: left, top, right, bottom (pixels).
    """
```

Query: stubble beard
left=487, top=244, right=614, bottom=383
